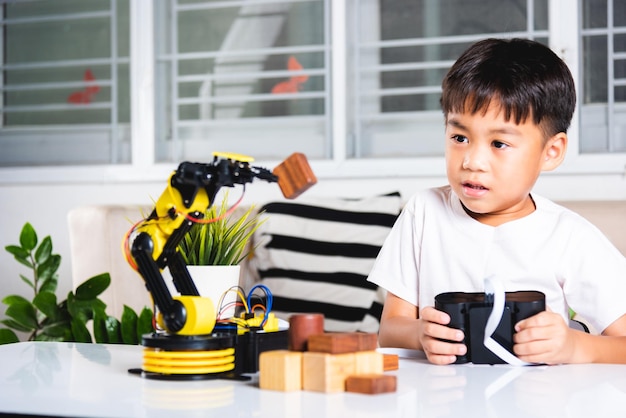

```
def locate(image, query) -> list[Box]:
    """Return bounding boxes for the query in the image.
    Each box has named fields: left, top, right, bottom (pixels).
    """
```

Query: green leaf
left=34, top=333, right=65, bottom=342
left=121, top=306, right=138, bottom=345
left=36, top=255, right=61, bottom=283
left=92, top=301, right=108, bottom=320
left=0, top=329, right=19, bottom=345
left=4, top=245, right=29, bottom=259
left=19, top=223, right=37, bottom=251
left=19, top=274, right=35, bottom=289
left=39, top=276, right=58, bottom=294
left=33, top=291, right=59, bottom=320
left=70, top=318, right=92, bottom=343
left=2, top=295, right=30, bottom=306
left=40, top=321, right=70, bottom=338
left=75, top=273, right=111, bottom=300
left=89, top=299, right=107, bottom=318
left=66, top=293, right=85, bottom=322
left=137, top=307, right=154, bottom=342
left=66, top=292, right=106, bottom=323
left=104, top=316, right=121, bottom=344
left=5, top=301, right=38, bottom=330
left=34, top=236, right=53, bottom=265
left=1, top=318, right=33, bottom=333
left=12, top=256, right=34, bottom=269
left=93, top=313, right=108, bottom=343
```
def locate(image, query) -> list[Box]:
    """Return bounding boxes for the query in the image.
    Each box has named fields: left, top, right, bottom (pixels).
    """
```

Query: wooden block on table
left=355, top=333, right=378, bottom=351
left=288, top=313, right=324, bottom=351
left=259, top=350, right=302, bottom=392
left=273, top=152, right=317, bottom=199
left=354, top=351, right=384, bottom=374
left=383, top=353, right=399, bottom=371
left=308, top=333, right=377, bottom=354
left=345, top=374, right=397, bottom=395
left=302, top=352, right=355, bottom=393
left=308, top=333, right=359, bottom=354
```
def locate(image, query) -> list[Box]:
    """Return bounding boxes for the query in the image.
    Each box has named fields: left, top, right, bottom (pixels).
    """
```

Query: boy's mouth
left=462, top=181, right=488, bottom=190
left=461, top=181, right=489, bottom=198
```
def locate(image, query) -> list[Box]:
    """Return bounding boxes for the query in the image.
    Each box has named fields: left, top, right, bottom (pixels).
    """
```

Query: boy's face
left=445, top=101, right=566, bottom=226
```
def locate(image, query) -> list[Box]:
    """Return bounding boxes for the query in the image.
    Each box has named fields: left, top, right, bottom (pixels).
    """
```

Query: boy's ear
left=541, top=132, right=567, bottom=172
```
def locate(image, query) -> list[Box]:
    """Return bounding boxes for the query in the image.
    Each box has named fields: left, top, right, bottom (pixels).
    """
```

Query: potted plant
left=176, top=192, right=266, bottom=319
left=0, top=222, right=153, bottom=345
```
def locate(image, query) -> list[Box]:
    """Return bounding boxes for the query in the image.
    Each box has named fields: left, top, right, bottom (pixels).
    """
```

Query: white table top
left=1, top=341, right=626, bottom=417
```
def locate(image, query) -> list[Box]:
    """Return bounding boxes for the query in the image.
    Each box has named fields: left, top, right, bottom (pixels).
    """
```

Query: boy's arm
left=377, top=292, right=420, bottom=349
left=514, top=312, right=626, bottom=364
left=378, top=292, right=467, bottom=364
left=595, top=314, right=626, bottom=362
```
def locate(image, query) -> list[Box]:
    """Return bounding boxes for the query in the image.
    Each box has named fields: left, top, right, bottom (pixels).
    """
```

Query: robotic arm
left=126, top=152, right=315, bottom=337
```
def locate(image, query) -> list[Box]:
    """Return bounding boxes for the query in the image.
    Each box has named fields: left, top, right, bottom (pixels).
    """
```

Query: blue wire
left=247, top=284, right=273, bottom=326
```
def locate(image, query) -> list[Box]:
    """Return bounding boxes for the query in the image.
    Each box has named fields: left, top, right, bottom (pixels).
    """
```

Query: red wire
left=183, top=187, right=246, bottom=224
left=123, top=188, right=244, bottom=270
left=217, top=301, right=245, bottom=321
left=122, top=218, right=146, bottom=271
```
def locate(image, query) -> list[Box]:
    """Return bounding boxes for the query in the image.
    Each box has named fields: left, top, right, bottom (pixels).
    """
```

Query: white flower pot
left=163, top=265, right=241, bottom=320
left=187, top=265, right=241, bottom=320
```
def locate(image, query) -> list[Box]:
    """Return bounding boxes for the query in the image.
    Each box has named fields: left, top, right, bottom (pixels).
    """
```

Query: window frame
left=0, top=0, right=624, bottom=186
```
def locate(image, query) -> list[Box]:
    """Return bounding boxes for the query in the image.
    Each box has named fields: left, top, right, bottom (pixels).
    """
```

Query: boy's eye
left=452, top=134, right=468, bottom=144
left=493, top=140, right=508, bottom=149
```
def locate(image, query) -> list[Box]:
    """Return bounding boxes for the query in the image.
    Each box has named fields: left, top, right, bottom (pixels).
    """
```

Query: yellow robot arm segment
left=134, top=170, right=210, bottom=263
left=156, top=296, right=216, bottom=336
left=212, top=151, right=254, bottom=163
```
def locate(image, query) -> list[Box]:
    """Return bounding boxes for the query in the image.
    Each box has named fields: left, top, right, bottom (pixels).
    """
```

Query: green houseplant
left=178, top=192, right=265, bottom=266
left=0, top=222, right=153, bottom=345
left=176, top=193, right=266, bottom=318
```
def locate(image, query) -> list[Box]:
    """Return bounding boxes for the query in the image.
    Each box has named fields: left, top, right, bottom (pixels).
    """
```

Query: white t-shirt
left=367, top=186, right=626, bottom=333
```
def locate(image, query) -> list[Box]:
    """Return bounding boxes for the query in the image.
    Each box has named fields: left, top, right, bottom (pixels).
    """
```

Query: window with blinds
left=351, top=0, right=549, bottom=159
left=154, top=0, right=329, bottom=163
left=0, top=0, right=623, bottom=173
left=0, top=0, right=130, bottom=167
left=580, top=0, right=626, bottom=153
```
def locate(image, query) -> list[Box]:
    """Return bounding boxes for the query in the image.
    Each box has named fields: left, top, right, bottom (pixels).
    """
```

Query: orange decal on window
left=271, top=56, right=309, bottom=94
left=68, top=69, right=100, bottom=104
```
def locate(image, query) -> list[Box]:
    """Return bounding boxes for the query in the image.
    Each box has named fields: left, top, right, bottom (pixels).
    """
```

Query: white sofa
left=68, top=199, right=626, bottom=331
left=67, top=192, right=402, bottom=333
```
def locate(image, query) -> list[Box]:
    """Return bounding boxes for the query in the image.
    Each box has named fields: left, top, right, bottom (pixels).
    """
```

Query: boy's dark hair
left=440, top=38, right=576, bottom=137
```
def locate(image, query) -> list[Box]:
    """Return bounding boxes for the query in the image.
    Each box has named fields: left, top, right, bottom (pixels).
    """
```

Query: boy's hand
left=513, top=310, right=574, bottom=364
left=419, top=306, right=467, bottom=365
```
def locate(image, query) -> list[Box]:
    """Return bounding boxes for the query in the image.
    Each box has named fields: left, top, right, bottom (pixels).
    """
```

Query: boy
left=367, top=38, right=626, bottom=365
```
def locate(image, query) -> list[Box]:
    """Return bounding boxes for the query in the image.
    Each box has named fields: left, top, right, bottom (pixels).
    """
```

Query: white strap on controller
left=483, top=277, right=531, bottom=366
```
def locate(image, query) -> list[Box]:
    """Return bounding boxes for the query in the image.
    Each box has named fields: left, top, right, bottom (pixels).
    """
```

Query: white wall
left=1, top=170, right=625, bottom=323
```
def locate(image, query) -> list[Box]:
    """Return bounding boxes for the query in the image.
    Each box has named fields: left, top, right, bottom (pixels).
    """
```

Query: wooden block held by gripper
left=274, top=152, right=317, bottom=199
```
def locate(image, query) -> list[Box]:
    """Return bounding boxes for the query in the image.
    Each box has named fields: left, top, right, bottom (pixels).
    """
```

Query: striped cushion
left=250, top=193, right=402, bottom=332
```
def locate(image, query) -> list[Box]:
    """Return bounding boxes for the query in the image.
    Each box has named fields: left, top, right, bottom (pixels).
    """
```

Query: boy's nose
left=462, top=147, right=489, bottom=171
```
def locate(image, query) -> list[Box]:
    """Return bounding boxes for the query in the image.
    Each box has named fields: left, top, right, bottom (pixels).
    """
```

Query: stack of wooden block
left=259, top=332, right=398, bottom=394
